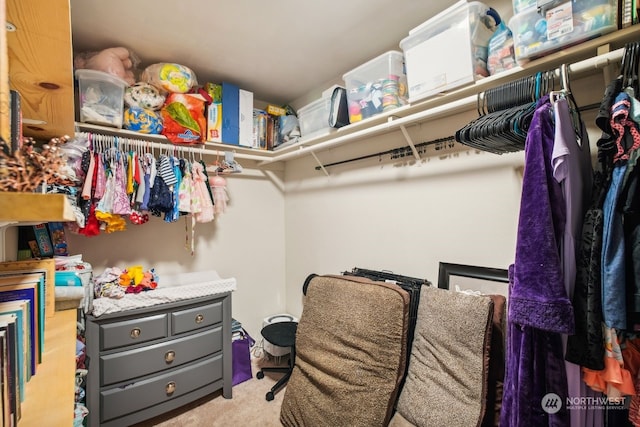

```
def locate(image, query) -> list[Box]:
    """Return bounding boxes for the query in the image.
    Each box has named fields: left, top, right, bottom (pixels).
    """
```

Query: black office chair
left=256, top=321, right=298, bottom=401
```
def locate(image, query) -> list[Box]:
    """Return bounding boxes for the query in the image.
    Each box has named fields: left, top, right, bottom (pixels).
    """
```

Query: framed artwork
left=437, top=262, right=509, bottom=298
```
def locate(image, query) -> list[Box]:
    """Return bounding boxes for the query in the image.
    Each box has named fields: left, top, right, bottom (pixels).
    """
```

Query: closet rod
left=314, top=136, right=456, bottom=170
left=316, top=100, right=603, bottom=170
left=75, top=131, right=268, bottom=162
left=262, top=47, right=625, bottom=166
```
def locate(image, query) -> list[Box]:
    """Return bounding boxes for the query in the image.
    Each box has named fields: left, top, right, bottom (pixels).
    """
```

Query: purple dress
left=501, top=96, right=571, bottom=427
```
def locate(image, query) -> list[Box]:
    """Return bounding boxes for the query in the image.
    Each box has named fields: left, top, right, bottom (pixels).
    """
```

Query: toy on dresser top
left=93, top=265, right=159, bottom=299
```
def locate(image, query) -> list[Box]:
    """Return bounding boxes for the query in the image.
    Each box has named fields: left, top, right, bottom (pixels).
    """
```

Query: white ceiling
left=69, top=0, right=463, bottom=105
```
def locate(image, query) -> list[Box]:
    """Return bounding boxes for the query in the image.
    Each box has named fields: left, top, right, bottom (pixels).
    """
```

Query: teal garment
left=624, top=87, right=640, bottom=123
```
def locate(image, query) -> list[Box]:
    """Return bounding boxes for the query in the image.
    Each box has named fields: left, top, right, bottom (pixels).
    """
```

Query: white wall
left=67, top=166, right=286, bottom=339
left=282, top=113, right=525, bottom=318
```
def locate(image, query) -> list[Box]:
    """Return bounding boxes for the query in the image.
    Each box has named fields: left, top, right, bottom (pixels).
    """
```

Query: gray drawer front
left=100, top=354, right=223, bottom=423
left=101, top=326, right=222, bottom=386
left=100, top=314, right=168, bottom=351
left=171, top=301, right=222, bottom=335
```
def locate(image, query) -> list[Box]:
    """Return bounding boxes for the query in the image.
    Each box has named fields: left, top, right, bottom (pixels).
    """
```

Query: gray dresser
left=84, top=292, right=232, bottom=426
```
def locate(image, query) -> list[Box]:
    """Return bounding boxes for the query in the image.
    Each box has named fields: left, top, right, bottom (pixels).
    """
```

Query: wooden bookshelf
left=18, top=308, right=76, bottom=426
left=0, top=0, right=9, bottom=143
left=0, top=193, right=75, bottom=223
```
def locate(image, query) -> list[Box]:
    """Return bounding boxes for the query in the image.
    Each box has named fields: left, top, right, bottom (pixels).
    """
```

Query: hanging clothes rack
left=314, top=136, right=456, bottom=170
left=77, top=131, right=217, bottom=157
left=74, top=126, right=270, bottom=162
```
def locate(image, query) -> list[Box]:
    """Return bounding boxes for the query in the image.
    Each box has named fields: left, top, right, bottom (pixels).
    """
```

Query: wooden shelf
left=6, top=0, right=74, bottom=141
left=18, top=308, right=77, bottom=427
left=0, top=193, right=75, bottom=223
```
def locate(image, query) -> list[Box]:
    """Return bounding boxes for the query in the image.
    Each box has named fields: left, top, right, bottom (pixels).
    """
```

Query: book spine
left=622, top=0, right=633, bottom=28
left=9, top=90, right=21, bottom=156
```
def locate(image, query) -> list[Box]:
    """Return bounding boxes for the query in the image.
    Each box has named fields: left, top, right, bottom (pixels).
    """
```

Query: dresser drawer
left=100, top=354, right=223, bottom=423
left=100, top=326, right=222, bottom=386
left=171, top=301, right=222, bottom=335
left=100, top=314, right=168, bottom=351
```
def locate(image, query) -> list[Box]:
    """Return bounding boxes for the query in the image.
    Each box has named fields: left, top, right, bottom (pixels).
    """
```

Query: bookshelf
left=0, top=191, right=77, bottom=426
left=0, top=193, right=76, bottom=224
left=17, top=309, right=76, bottom=427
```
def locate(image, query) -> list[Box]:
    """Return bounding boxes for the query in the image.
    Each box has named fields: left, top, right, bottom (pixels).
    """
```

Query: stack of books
left=231, top=318, right=244, bottom=341
left=0, top=258, right=55, bottom=425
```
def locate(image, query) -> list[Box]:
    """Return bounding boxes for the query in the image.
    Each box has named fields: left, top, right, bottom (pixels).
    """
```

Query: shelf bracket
left=261, top=169, right=285, bottom=193
left=399, top=125, right=421, bottom=161
left=596, top=43, right=617, bottom=87
left=311, top=152, right=329, bottom=176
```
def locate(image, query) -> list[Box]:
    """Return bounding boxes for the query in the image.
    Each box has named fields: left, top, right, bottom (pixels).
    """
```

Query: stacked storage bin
left=400, top=1, right=498, bottom=103
left=342, top=51, right=408, bottom=123
left=509, top=0, right=618, bottom=63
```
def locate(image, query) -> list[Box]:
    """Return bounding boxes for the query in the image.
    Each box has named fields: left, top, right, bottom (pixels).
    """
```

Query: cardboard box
left=205, top=83, right=222, bottom=142
left=32, top=224, right=53, bottom=257
left=239, top=89, right=254, bottom=148
left=221, top=82, right=239, bottom=145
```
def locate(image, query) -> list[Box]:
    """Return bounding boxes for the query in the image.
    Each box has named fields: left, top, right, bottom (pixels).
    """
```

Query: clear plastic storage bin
left=512, top=0, right=536, bottom=15
left=75, top=69, right=129, bottom=128
left=509, top=0, right=617, bottom=63
left=298, top=95, right=332, bottom=140
left=399, top=0, right=497, bottom=103
left=342, top=50, right=408, bottom=123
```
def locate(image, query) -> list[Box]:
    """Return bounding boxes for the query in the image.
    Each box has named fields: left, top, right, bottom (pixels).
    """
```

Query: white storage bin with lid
left=298, top=95, right=333, bottom=140
left=399, top=0, right=498, bottom=103
left=75, top=69, right=129, bottom=128
left=509, top=0, right=617, bottom=63
left=342, top=50, right=408, bottom=124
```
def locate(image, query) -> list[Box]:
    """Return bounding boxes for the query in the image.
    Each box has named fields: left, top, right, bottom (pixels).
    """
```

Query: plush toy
left=124, top=82, right=165, bottom=110
left=138, top=271, right=158, bottom=289
left=74, top=47, right=139, bottom=85
left=141, top=63, right=197, bottom=94
left=118, top=270, right=132, bottom=287
left=123, top=107, right=163, bottom=134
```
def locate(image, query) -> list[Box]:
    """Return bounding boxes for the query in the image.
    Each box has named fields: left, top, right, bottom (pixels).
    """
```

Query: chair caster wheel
left=266, top=391, right=275, bottom=401
left=256, top=371, right=265, bottom=379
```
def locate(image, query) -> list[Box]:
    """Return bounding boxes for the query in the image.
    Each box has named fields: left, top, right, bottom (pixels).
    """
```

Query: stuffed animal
left=74, top=47, right=139, bottom=85
left=124, top=82, right=165, bottom=110
left=141, top=63, right=197, bottom=94
left=123, top=106, right=163, bottom=134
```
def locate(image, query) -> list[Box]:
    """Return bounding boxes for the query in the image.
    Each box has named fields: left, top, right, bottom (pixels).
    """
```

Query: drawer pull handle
left=166, top=381, right=176, bottom=395
left=130, top=328, right=141, bottom=339
left=195, top=314, right=204, bottom=324
left=165, top=350, right=176, bottom=363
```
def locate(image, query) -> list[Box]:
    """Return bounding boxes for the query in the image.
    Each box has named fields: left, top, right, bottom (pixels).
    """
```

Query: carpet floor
left=131, top=356, right=286, bottom=426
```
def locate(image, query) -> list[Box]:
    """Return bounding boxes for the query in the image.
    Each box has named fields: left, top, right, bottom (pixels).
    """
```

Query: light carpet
left=132, top=356, right=285, bottom=427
